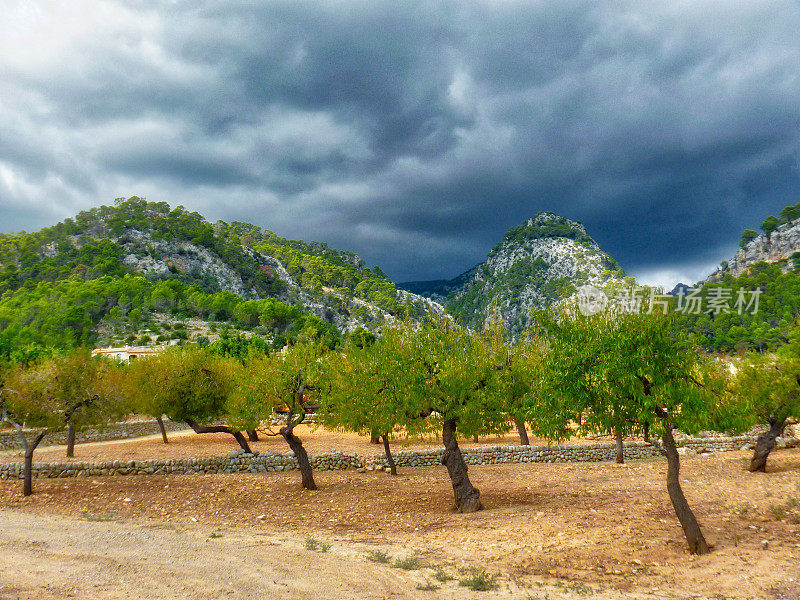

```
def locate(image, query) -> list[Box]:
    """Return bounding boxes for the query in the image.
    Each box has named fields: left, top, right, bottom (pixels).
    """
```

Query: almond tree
left=1, top=351, right=123, bottom=496
left=323, top=317, right=503, bottom=512
left=318, top=334, right=408, bottom=475
left=534, top=307, right=727, bottom=554
left=126, top=347, right=252, bottom=452
left=734, top=351, right=800, bottom=472
left=227, top=340, right=327, bottom=490
left=482, top=317, right=549, bottom=446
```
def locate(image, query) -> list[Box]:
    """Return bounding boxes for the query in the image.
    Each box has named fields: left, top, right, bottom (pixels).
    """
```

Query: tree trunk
left=66, top=424, right=76, bottom=458
left=749, top=417, right=787, bottom=473
left=441, top=419, right=482, bottom=513
left=184, top=419, right=252, bottom=454
left=515, top=418, right=530, bottom=446
left=280, top=427, right=317, bottom=490
left=472, top=435, right=479, bottom=443
left=23, top=431, right=47, bottom=497
left=615, top=428, right=624, bottom=464
left=381, top=435, right=397, bottom=476
left=247, top=429, right=259, bottom=442
left=662, top=426, right=710, bottom=555
left=370, top=432, right=380, bottom=444
left=156, top=416, right=169, bottom=444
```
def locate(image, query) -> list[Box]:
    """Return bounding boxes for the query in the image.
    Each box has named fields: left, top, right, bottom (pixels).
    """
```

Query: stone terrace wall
left=368, top=436, right=763, bottom=469
left=0, top=449, right=361, bottom=479
left=1, top=433, right=785, bottom=480
left=0, top=419, right=188, bottom=452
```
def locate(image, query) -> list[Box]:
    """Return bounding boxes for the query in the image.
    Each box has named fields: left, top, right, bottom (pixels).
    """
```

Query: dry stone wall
left=2, top=432, right=791, bottom=481
left=0, top=419, right=188, bottom=451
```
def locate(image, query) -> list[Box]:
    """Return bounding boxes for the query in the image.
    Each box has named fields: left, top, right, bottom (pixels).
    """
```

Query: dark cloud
left=1, top=0, right=800, bottom=288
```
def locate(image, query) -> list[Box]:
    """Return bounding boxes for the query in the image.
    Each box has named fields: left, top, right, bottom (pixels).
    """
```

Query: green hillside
left=0, top=197, right=434, bottom=351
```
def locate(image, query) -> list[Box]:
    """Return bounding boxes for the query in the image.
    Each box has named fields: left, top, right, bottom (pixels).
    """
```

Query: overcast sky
left=2, top=1, right=800, bottom=288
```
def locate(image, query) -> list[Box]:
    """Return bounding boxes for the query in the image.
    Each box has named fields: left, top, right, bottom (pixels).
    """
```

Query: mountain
left=707, top=216, right=800, bottom=281
left=399, top=212, right=625, bottom=336
left=673, top=203, right=800, bottom=353
left=0, top=197, right=441, bottom=350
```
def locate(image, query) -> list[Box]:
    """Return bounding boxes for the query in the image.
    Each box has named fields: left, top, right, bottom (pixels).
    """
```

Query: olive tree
left=534, top=307, right=727, bottom=555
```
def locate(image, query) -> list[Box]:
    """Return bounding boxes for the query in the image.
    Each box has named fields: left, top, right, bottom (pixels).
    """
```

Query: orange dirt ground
left=0, top=425, right=593, bottom=464
left=0, top=429, right=799, bottom=599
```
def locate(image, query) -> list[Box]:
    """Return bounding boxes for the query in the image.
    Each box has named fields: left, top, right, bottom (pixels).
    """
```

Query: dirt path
left=1, top=509, right=508, bottom=600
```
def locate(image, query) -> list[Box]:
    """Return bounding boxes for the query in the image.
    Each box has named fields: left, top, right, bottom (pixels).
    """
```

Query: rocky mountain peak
left=708, top=217, right=800, bottom=281
left=400, top=212, right=624, bottom=337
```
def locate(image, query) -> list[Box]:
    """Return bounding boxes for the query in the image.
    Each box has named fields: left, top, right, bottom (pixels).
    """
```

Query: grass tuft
left=366, top=550, right=391, bottom=563
left=433, top=566, right=455, bottom=582
left=305, top=537, right=320, bottom=551
left=416, top=582, right=441, bottom=591
left=393, top=556, right=422, bottom=570
left=459, top=568, right=498, bottom=591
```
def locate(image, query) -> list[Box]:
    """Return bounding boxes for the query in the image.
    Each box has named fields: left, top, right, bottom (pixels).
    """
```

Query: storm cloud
left=2, top=0, right=799, bottom=287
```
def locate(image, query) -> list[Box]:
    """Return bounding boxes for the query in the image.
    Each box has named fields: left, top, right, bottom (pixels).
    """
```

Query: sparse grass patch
left=769, top=504, right=786, bottom=521
left=393, top=556, right=422, bottom=570
left=564, top=581, right=594, bottom=595
left=366, top=550, right=391, bottom=563
left=83, top=511, right=116, bottom=521
left=304, top=538, right=331, bottom=552
left=209, top=531, right=223, bottom=539
left=433, top=566, right=454, bottom=582
left=416, top=582, right=441, bottom=591
left=459, top=568, right=498, bottom=591
left=305, top=537, right=320, bottom=551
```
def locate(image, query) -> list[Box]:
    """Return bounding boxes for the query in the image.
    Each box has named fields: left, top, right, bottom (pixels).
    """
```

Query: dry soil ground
left=0, top=425, right=583, bottom=464
left=1, top=431, right=799, bottom=600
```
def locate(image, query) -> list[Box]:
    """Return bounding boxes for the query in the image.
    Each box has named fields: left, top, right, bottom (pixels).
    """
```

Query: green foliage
left=227, top=341, right=327, bottom=432
left=736, top=202, right=800, bottom=248
left=433, top=567, right=455, bottom=582
left=499, top=213, right=594, bottom=246
left=739, top=229, right=758, bottom=248
left=0, top=196, right=416, bottom=354
left=393, top=556, right=422, bottom=570
left=205, top=330, right=271, bottom=360
left=320, top=316, right=507, bottom=442
left=126, top=346, right=235, bottom=424
left=533, top=307, right=730, bottom=439
left=458, top=568, right=498, bottom=591
left=731, top=328, right=800, bottom=430
left=0, top=271, right=339, bottom=351
left=2, top=351, right=126, bottom=433
left=447, top=257, right=559, bottom=335
left=761, top=215, right=780, bottom=236
left=366, top=550, right=391, bottom=564
left=674, top=263, right=800, bottom=352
